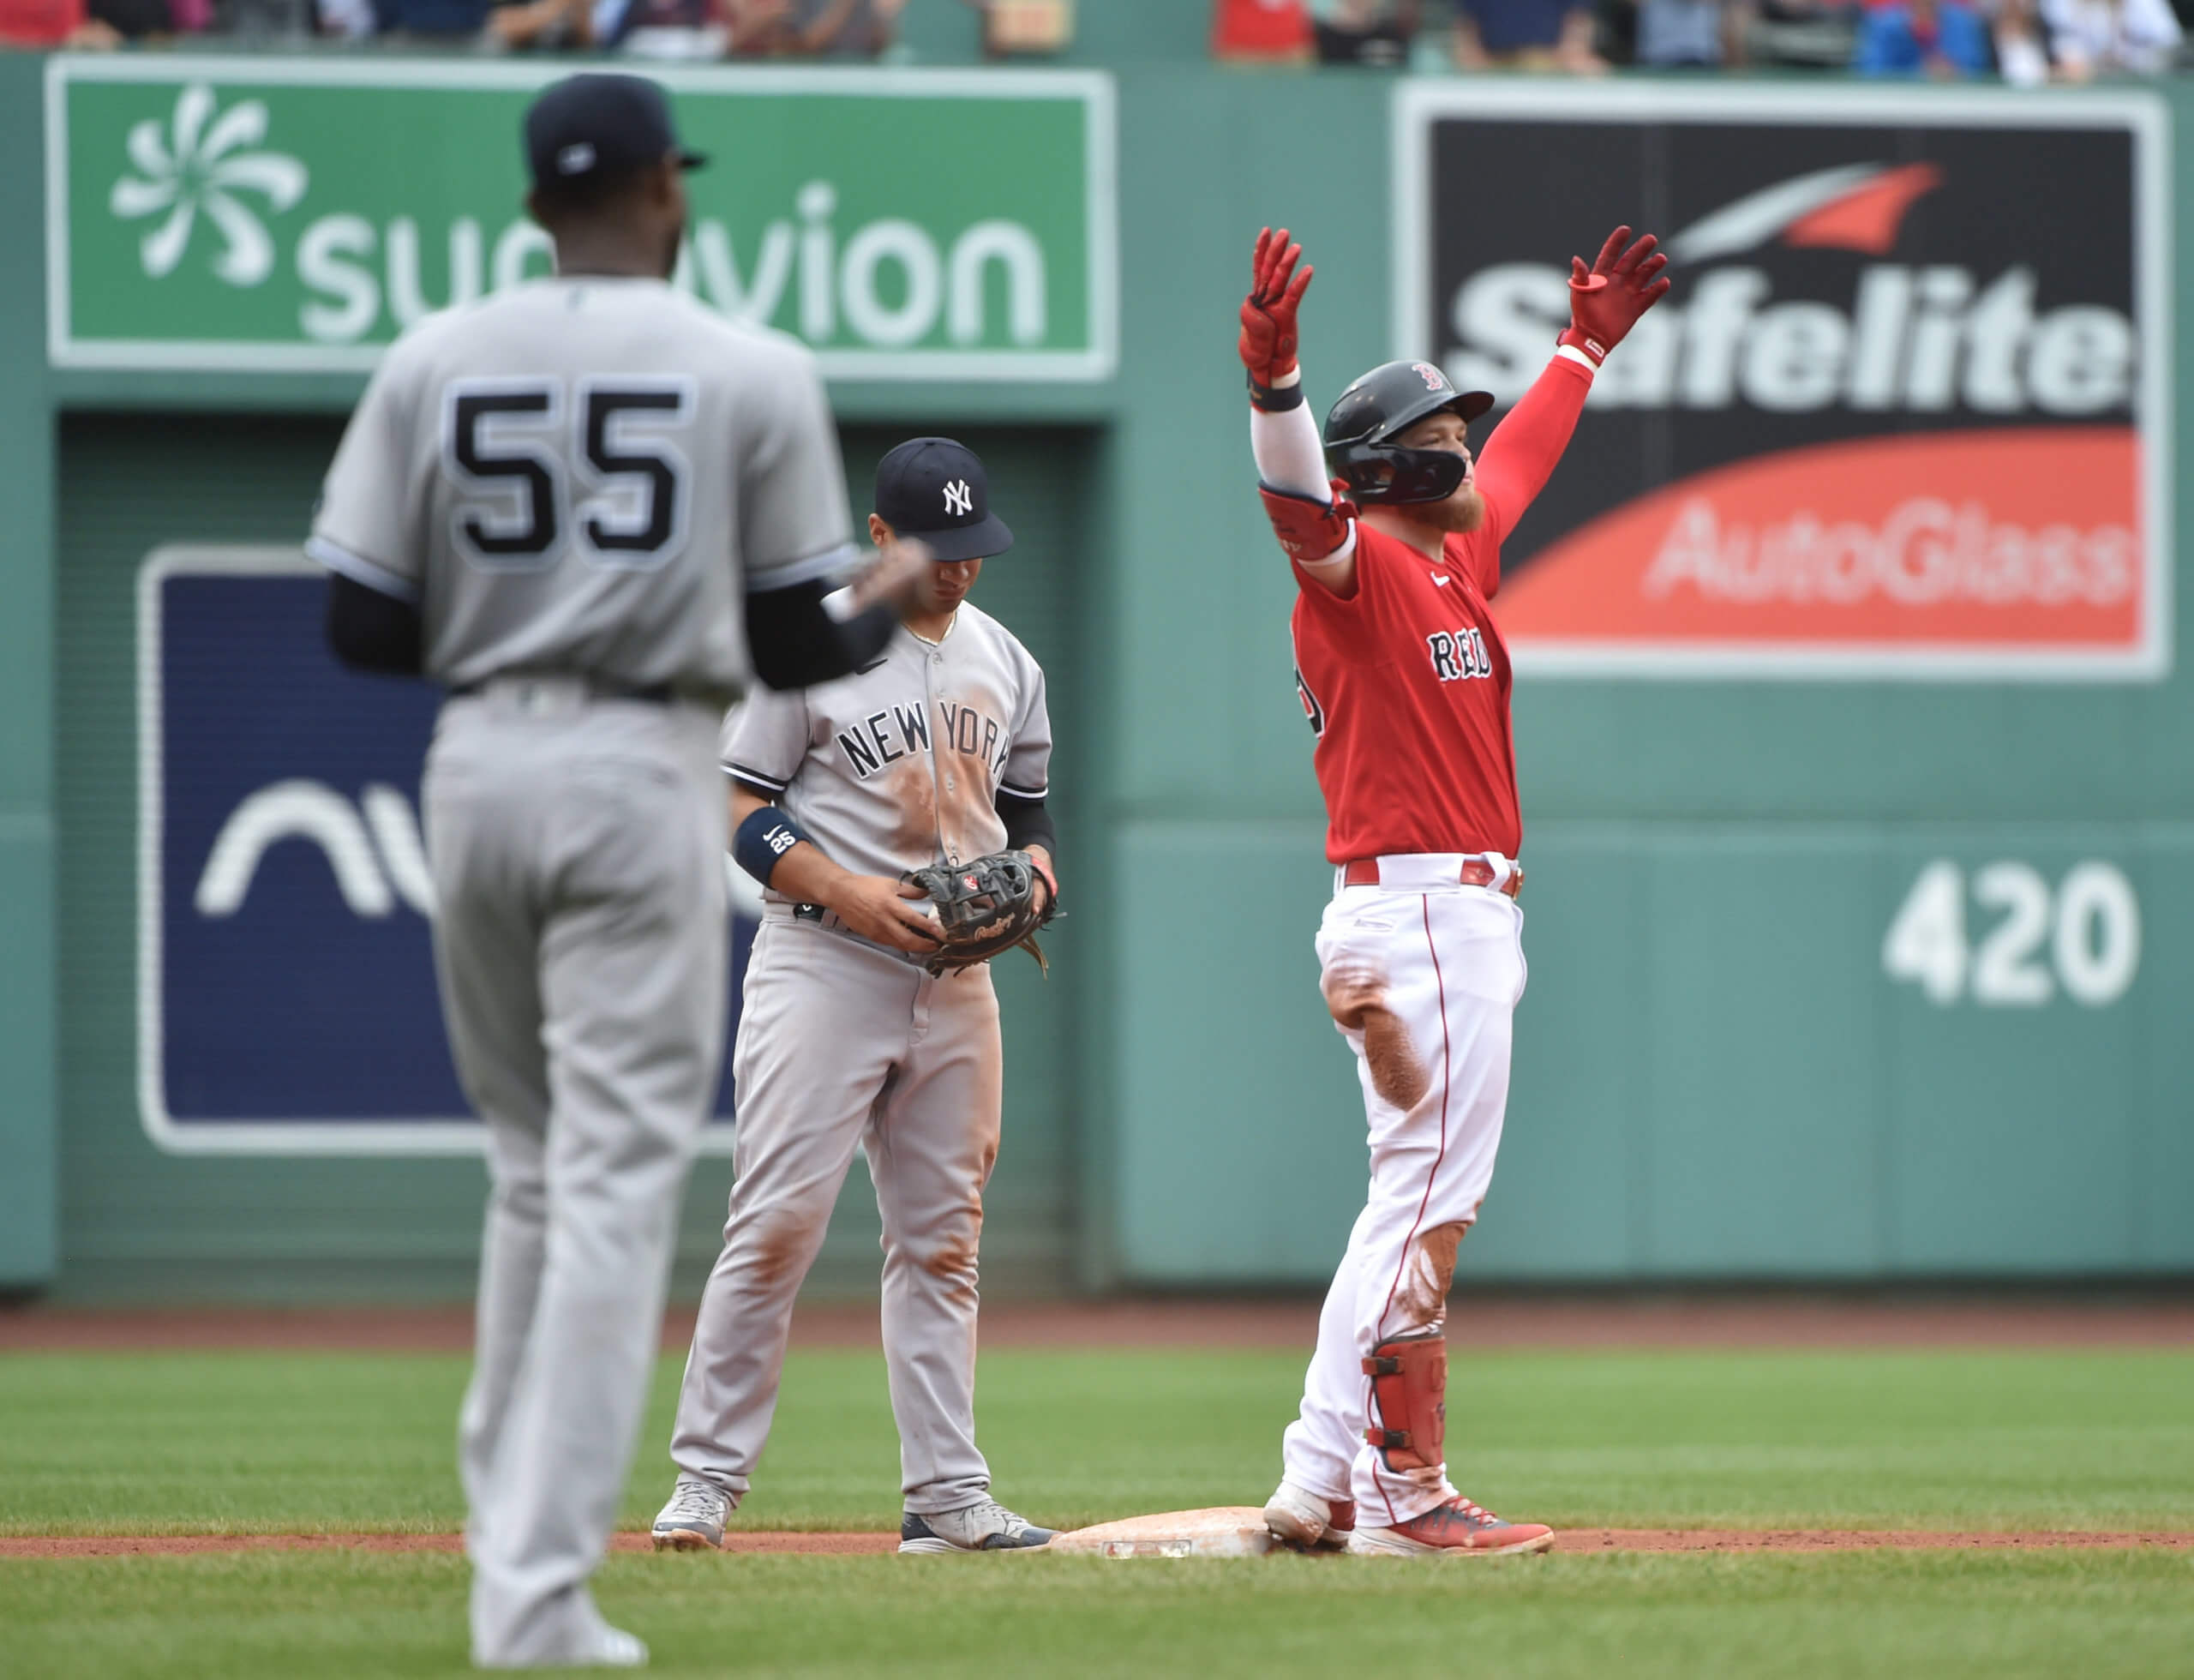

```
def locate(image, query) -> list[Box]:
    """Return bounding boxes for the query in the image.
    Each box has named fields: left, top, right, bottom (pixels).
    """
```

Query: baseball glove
left=903, top=850, right=1056, bottom=976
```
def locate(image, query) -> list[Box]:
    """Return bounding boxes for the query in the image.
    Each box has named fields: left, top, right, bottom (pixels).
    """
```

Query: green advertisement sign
left=45, top=57, right=1116, bottom=380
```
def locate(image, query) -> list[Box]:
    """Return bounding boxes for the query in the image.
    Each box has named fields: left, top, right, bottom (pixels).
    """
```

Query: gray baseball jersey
left=307, top=274, right=858, bottom=694
left=667, top=595, right=1054, bottom=1527
left=305, top=273, right=860, bottom=1660
left=719, top=602, right=1052, bottom=890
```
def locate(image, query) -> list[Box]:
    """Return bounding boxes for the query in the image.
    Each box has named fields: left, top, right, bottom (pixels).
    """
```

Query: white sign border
left=135, top=544, right=752, bottom=1158
left=1390, top=79, right=2173, bottom=684
left=50, top=56, right=1118, bottom=384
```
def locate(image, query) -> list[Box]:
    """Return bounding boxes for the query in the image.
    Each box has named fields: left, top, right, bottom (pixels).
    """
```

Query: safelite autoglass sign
left=1394, top=83, right=2171, bottom=681
left=47, top=56, right=1116, bottom=381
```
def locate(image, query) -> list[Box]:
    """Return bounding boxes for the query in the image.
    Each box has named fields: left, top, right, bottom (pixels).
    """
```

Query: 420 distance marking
left=1883, top=859, right=2140, bottom=1009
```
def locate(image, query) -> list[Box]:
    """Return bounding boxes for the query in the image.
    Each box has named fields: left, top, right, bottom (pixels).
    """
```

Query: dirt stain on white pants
left=1394, top=1221, right=1470, bottom=1333
left=1322, top=962, right=1430, bottom=1112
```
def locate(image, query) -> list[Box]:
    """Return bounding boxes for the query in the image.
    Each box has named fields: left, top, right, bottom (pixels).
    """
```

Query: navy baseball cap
left=524, top=74, right=707, bottom=190
left=875, top=438, right=1016, bottom=563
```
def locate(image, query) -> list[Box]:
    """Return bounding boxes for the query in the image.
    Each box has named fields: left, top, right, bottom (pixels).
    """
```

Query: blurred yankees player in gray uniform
left=650, top=439, right=1058, bottom=1555
left=309, top=75, right=925, bottom=1668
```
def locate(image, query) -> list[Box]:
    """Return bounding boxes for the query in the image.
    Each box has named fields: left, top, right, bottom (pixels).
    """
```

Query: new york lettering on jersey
left=831, top=696, right=1016, bottom=786
left=722, top=601, right=1051, bottom=888
left=1291, top=519, right=1521, bottom=863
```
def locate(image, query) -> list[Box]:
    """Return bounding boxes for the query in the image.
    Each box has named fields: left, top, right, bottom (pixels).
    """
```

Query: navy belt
left=449, top=675, right=676, bottom=705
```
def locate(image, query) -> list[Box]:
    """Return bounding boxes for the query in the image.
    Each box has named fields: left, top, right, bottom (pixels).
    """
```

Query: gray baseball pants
left=670, top=912, right=1001, bottom=1515
left=423, top=682, right=727, bottom=1667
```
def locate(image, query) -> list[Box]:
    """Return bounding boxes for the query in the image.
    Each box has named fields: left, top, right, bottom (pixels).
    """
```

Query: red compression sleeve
left=1472, top=354, right=1593, bottom=559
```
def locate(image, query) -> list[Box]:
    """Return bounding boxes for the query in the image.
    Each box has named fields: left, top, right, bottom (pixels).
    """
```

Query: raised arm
left=1240, top=228, right=1363, bottom=598
left=1475, top=226, right=1669, bottom=562
left=1471, top=358, right=1594, bottom=561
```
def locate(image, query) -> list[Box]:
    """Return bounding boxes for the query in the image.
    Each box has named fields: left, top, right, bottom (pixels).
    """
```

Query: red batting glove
left=1559, top=225, right=1670, bottom=368
left=1239, top=225, right=1314, bottom=389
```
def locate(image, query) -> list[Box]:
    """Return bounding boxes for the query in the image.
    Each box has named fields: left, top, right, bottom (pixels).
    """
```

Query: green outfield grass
left=4, top=1550, right=2193, bottom=1680
left=3, top=1346, right=2191, bottom=1677
left=3, top=1347, right=2191, bottom=1534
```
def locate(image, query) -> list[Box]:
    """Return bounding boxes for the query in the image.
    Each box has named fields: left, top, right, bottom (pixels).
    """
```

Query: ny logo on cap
left=558, top=142, right=597, bottom=176
left=943, top=479, right=974, bottom=518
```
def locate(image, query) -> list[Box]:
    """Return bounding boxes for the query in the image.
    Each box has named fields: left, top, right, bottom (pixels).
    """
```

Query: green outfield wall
left=3, top=49, right=2189, bottom=1299
left=0, top=58, right=58, bottom=1293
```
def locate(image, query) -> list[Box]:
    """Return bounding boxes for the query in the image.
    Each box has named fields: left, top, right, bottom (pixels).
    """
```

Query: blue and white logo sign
left=137, top=546, right=750, bottom=1154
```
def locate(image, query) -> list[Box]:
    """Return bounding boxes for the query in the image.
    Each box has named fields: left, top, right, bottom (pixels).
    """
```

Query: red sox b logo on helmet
left=1412, top=362, right=1445, bottom=392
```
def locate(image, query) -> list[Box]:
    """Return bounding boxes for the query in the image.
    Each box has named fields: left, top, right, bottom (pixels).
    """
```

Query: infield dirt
left=6, top=1294, right=2188, bottom=1563
left=5, top=1527, right=2191, bottom=1559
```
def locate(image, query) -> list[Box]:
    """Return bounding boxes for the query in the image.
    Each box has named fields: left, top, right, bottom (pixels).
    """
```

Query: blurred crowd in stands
left=1217, top=0, right=2186, bottom=78
left=0, top=0, right=1066, bottom=53
left=3, top=0, right=2185, bottom=82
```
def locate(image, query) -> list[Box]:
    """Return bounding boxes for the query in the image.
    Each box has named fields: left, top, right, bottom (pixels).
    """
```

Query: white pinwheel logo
left=108, top=84, right=309, bottom=287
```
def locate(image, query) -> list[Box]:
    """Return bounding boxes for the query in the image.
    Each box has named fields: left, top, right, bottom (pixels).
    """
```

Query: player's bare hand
left=1239, top=226, right=1314, bottom=386
left=841, top=537, right=932, bottom=621
left=830, top=874, right=944, bottom=953
left=1025, top=847, right=1058, bottom=919
left=1562, top=226, right=1669, bottom=364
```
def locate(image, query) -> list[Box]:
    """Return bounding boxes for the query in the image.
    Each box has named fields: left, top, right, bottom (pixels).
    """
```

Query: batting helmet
left=1323, top=360, right=1496, bottom=506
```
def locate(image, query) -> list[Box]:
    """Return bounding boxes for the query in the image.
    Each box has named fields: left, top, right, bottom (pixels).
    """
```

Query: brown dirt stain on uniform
left=933, top=687, right=1011, bottom=862
left=1394, top=1221, right=1469, bottom=1330
left=921, top=1209, right=984, bottom=1310
left=888, top=760, right=939, bottom=862
left=923, top=1041, right=1003, bottom=1311
left=1322, top=963, right=1429, bottom=1112
left=740, top=1205, right=812, bottom=1293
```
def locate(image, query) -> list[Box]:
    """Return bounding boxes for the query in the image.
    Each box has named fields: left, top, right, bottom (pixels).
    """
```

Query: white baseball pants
left=424, top=685, right=728, bottom=1667
left=1280, top=857, right=1528, bottom=1527
left=668, top=914, right=1002, bottom=1515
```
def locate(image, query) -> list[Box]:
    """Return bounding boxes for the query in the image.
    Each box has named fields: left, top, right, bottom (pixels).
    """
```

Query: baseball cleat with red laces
left=1348, top=1497, right=1555, bottom=1557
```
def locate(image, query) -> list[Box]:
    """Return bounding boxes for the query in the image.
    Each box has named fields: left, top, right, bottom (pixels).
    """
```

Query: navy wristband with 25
left=732, top=803, right=815, bottom=888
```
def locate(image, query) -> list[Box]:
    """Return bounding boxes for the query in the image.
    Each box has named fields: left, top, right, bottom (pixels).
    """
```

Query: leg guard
left=1362, top=1331, right=1447, bottom=1473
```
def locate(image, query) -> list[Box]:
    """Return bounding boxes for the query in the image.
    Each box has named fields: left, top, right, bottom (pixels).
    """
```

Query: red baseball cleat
left=1349, top=1497, right=1554, bottom=1557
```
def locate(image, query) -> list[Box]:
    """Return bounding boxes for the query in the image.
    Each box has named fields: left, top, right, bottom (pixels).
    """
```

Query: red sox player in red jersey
left=1240, top=224, right=1668, bottom=1557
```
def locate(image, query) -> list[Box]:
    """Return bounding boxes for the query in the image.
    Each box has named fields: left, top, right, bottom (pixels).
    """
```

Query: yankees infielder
left=309, top=75, right=923, bottom=1666
left=1238, top=225, right=1668, bottom=1556
left=650, top=437, right=1058, bottom=1556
